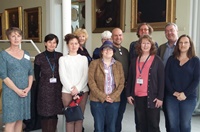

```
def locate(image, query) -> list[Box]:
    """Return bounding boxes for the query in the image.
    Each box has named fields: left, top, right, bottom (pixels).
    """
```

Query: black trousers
left=115, top=89, right=127, bottom=132
left=135, top=96, right=160, bottom=132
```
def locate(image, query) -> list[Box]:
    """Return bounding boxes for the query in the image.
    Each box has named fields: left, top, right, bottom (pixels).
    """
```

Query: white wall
left=89, top=0, right=191, bottom=54
left=0, top=0, right=192, bottom=55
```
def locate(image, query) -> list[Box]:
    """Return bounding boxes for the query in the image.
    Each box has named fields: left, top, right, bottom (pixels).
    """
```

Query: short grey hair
left=101, top=30, right=112, bottom=39
left=165, top=22, right=178, bottom=31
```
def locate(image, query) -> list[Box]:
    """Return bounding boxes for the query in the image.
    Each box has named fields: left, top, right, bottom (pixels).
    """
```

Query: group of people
left=0, top=22, right=199, bottom=132
left=126, top=23, right=199, bottom=132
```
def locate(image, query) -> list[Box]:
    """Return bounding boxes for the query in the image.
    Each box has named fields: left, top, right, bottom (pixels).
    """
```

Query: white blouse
left=59, top=54, right=89, bottom=93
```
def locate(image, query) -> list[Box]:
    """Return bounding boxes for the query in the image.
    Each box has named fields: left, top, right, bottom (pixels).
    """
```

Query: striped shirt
left=102, top=58, right=115, bottom=94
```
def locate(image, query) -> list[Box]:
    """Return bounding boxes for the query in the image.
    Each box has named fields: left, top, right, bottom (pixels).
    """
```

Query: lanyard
left=138, top=55, right=150, bottom=75
left=45, top=52, right=55, bottom=77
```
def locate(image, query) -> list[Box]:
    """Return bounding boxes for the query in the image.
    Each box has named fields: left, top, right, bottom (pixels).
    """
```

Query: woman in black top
left=73, top=28, right=92, bottom=64
left=34, top=34, right=63, bottom=132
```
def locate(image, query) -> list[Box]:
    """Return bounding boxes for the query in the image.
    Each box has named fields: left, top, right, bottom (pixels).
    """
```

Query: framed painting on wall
left=4, top=7, right=22, bottom=30
left=24, top=7, right=42, bottom=42
left=131, top=0, right=176, bottom=31
left=92, top=0, right=125, bottom=33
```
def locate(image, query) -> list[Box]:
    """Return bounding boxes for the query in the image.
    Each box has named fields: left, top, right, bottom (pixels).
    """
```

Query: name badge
left=137, top=78, right=143, bottom=85
left=24, top=54, right=30, bottom=60
left=50, top=77, right=57, bottom=83
left=104, top=69, right=108, bottom=74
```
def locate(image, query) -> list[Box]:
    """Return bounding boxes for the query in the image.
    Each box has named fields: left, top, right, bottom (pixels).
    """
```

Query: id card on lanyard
left=137, top=55, right=150, bottom=85
left=45, top=52, right=57, bottom=83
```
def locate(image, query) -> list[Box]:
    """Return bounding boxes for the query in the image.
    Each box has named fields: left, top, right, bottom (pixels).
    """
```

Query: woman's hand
left=173, top=91, right=187, bottom=101
left=71, top=86, right=79, bottom=96
left=127, top=96, right=134, bottom=105
left=177, top=92, right=187, bottom=101
left=23, top=87, right=31, bottom=95
left=106, top=95, right=113, bottom=103
left=173, top=91, right=180, bottom=97
left=73, top=95, right=80, bottom=100
left=16, top=88, right=27, bottom=97
left=153, top=98, right=163, bottom=108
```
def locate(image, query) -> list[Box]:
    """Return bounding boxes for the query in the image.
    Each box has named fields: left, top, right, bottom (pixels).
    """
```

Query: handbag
left=64, top=92, right=84, bottom=122
left=64, top=103, right=84, bottom=122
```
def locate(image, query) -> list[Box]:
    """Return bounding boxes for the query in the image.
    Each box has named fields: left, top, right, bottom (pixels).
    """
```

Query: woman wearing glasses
left=88, top=40, right=124, bottom=132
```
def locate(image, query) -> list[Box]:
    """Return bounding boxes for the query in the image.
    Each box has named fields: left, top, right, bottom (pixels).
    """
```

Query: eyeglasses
left=140, top=28, right=149, bottom=31
left=119, top=48, right=122, bottom=55
left=165, top=29, right=176, bottom=34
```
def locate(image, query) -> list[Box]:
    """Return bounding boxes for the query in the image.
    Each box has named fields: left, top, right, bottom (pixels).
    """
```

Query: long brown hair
left=173, top=34, right=196, bottom=59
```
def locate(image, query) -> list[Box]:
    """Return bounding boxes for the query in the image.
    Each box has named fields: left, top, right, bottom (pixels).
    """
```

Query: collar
left=166, top=41, right=176, bottom=48
left=102, top=57, right=116, bottom=66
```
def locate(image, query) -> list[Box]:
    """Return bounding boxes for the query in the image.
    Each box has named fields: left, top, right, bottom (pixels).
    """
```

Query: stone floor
left=0, top=102, right=199, bottom=132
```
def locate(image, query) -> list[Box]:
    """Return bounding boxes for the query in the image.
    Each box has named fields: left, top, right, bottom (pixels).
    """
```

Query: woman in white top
left=59, top=34, right=89, bottom=132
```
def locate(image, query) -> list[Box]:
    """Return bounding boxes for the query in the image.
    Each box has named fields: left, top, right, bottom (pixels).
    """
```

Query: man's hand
left=127, top=96, right=134, bottom=105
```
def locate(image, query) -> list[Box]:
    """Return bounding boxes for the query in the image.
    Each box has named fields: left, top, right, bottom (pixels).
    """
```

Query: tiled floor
left=0, top=102, right=199, bottom=132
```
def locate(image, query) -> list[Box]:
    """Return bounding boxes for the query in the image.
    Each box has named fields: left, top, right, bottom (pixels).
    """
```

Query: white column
left=85, top=0, right=92, bottom=55
left=62, top=0, right=71, bottom=55
left=46, top=0, right=62, bottom=52
left=45, top=1, right=71, bottom=131
left=190, top=0, right=200, bottom=114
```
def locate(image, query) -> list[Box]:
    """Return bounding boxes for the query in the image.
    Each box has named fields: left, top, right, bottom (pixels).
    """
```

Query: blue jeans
left=164, top=95, right=196, bottom=132
left=90, top=101, right=120, bottom=132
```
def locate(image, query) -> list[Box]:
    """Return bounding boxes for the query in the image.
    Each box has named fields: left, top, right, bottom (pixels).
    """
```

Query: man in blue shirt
left=157, top=22, right=179, bottom=132
left=157, top=23, right=179, bottom=66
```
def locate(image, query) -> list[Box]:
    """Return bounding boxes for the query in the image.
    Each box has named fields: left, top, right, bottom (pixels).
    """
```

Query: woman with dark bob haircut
left=164, top=34, right=200, bottom=132
left=126, top=35, right=164, bottom=132
left=34, top=33, right=63, bottom=132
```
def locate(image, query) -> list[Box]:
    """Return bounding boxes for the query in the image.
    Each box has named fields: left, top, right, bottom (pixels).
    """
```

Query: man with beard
left=112, top=28, right=129, bottom=132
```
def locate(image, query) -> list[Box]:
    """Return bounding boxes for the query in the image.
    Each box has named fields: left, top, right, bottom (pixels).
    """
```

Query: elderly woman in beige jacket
left=88, top=40, right=124, bottom=132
